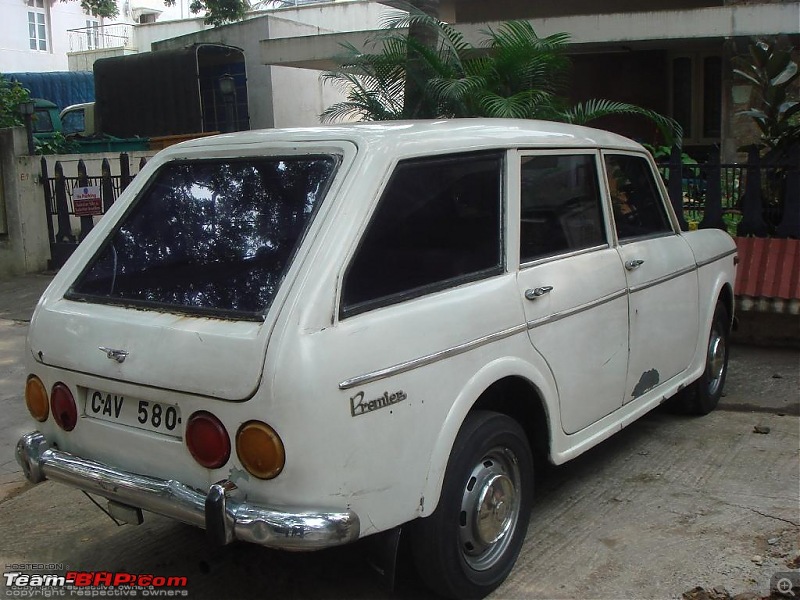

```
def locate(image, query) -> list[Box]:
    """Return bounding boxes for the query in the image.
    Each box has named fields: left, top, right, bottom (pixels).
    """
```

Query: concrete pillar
left=0, top=127, right=51, bottom=279
left=720, top=38, right=739, bottom=163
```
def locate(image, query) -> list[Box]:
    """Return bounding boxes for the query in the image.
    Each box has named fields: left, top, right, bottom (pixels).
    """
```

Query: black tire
left=680, top=302, right=731, bottom=415
left=408, top=411, right=534, bottom=599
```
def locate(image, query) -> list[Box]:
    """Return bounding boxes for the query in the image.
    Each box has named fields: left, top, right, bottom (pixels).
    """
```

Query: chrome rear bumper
left=16, top=431, right=359, bottom=551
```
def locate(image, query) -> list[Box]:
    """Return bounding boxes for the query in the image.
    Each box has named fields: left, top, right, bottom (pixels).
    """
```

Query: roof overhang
left=131, top=0, right=164, bottom=18
left=261, top=3, right=800, bottom=70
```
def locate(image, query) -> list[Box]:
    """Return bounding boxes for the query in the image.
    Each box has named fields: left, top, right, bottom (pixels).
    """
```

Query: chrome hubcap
left=476, top=474, right=514, bottom=544
left=459, top=448, right=520, bottom=571
left=706, top=328, right=726, bottom=396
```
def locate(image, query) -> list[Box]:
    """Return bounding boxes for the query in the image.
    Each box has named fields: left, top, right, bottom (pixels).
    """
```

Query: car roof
left=166, top=119, right=646, bottom=156
left=60, top=102, right=94, bottom=114
left=33, top=98, right=58, bottom=109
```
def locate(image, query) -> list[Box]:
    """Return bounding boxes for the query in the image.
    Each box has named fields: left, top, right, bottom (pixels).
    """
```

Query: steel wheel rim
left=458, top=447, right=521, bottom=571
left=706, top=326, right=726, bottom=396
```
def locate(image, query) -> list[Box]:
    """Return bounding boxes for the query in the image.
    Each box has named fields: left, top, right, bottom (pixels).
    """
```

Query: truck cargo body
left=93, top=43, right=249, bottom=138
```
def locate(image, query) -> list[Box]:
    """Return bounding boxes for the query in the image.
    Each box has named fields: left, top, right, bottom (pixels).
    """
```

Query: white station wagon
left=17, top=120, right=736, bottom=598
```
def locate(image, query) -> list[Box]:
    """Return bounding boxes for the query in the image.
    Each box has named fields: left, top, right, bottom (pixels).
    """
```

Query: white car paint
left=24, top=119, right=736, bottom=541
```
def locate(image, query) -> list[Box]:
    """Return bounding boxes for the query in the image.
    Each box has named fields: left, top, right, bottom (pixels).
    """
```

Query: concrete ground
left=0, top=274, right=53, bottom=501
left=0, top=274, right=798, bottom=600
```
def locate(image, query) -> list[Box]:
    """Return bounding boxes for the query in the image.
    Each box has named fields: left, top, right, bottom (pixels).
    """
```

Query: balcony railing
left=67, top=23, right=134, bottom=52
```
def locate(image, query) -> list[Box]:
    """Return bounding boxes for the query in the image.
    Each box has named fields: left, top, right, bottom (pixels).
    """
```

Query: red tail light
left=51, top=383, right=78, bottom=431
left=185, top=411, right=230, bottom=469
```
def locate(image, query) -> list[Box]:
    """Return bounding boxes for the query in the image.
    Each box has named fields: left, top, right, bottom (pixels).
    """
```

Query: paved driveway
left=0, top=274, right=797, bottom=599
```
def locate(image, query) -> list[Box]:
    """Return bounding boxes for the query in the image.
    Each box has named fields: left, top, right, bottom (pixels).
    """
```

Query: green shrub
left=0, top=75, right=32, bottom=129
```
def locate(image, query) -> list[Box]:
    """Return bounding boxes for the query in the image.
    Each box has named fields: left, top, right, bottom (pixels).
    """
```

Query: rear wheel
left=408, top=411, right=533, bottom=599
left=680, top=302, right=730, bottom=415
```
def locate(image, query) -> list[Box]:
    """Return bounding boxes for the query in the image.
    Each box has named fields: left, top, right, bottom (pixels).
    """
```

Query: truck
left=61, top=43, right=249, bottom=141
left=27, top=98, right=148, bottom=153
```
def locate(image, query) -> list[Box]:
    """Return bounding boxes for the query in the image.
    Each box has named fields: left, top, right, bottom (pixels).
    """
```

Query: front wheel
left=408, top=411, right=533, bottom=599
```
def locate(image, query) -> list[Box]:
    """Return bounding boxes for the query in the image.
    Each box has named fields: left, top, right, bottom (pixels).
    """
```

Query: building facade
left=3, top=0, right=797, bottom=154
left=262, top=0, right=799, bottom=159
left=443, top=0, right=800, bottom=160
left=0, top=0, right=194, bottom=72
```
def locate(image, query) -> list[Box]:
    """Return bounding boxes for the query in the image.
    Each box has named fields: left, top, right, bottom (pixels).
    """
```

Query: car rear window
left=67, top=156, right=338, bottom=320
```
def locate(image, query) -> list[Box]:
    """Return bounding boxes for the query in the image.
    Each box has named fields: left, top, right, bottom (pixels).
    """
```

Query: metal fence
left=658, top=146, right=800, bottom=239
left=40, top=153, right=147, bottom=268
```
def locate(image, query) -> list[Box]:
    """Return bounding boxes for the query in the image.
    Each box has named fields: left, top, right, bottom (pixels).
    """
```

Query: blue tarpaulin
left=6, top=71, right=94, bottom=111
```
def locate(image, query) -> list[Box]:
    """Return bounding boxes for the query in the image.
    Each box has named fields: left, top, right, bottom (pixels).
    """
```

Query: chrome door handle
left=525, top=286, right=554, bottom=300
left=625, top=259, right=645, bottom=271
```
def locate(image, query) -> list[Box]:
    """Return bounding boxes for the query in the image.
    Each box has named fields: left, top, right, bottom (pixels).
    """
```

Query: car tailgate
left=28, top=297, right=267, bottom=401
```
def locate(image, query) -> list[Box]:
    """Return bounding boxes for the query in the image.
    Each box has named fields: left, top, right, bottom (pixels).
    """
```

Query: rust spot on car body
left=632, top=369, right=660, bottom=399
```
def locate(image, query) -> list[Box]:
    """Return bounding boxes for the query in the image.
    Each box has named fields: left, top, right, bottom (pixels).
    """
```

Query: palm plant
left=321, top=11, right=680, bottom=144
left=319, top=40, right=408, bottom=122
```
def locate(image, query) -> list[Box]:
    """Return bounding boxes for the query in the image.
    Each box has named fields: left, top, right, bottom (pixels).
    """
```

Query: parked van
left=17, top=120, right=736, bottom=598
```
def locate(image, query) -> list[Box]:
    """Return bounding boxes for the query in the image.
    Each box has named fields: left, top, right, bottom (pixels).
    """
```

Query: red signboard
left=73, top=186, right=102, bottom=217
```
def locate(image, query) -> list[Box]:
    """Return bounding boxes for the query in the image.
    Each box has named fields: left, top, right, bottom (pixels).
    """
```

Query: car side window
left=520, top=154, right=606, bottom=263
left=341, top=152, right=503, bottom=317
left=604, top=154, right=673, bottom=240
left=62, top=110, right=85, bottom=135
left=32, top=110, right=54, bottom=133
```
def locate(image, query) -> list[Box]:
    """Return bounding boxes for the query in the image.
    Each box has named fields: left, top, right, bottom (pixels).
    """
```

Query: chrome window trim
left=339, top=287, right=629, bottom=390
left=618, top=231, right=677, bottom=245
left=519, top=243, right=610, bottom=270
left=695, top=248, right=737, bottom=268
left=526, top=289, right=627, bottom=330
left=339, top=257, right=710, bottom=390
left=628, top=265, right=698, bottom=295
left=338, top=323, right=528, bottom=390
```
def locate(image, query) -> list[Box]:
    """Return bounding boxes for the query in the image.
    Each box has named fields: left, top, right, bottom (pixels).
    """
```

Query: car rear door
left=602, top=152, right=699, bottom=403
left=513, top=150, right=629, bottom=435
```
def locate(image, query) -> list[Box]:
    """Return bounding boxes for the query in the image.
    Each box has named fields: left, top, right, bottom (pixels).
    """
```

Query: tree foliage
left=64, top=0, right=119, bottom=19
left=0, top=75, right=32, bottom=129
left=64, top=0, right=248, bottom=26
left=321, top=12, right=680, bottom=144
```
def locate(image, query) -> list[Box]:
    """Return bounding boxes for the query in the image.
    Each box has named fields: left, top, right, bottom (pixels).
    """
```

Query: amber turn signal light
left=236, top=421, right=285, bottom=480
left=25, top=375, right=49, bottom=422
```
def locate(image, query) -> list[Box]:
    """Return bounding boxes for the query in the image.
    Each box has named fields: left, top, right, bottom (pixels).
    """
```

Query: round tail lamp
left=25, top=375, right=49, bottom=422
left=51, top=383, right=78, bottom=431
left=185, top=411, right=230, bottom=469
left=236, top=421, right=285, bottom=480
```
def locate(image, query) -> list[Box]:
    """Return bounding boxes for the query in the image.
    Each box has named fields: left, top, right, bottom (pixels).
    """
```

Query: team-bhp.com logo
left=3, top=568, right=188, bottom=597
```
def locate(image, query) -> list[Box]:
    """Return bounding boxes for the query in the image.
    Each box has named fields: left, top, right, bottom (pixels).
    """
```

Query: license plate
left=85, top=389, right=182, bottom=438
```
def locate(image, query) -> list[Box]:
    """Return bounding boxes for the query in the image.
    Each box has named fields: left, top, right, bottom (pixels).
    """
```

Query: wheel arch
left=471, top=377, right=550, bottom=466
left=418, top=357, right=556, bottom=517
left=699, top=278, right=735, bottom=368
